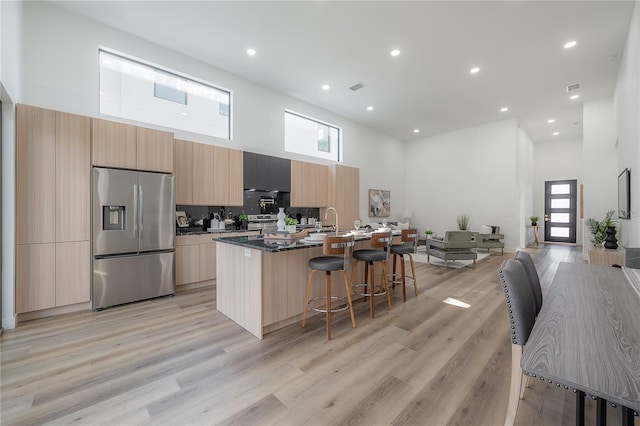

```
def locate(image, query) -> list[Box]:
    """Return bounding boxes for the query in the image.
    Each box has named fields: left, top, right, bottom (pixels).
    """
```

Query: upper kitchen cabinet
left=324, top=164, right=359, bottom=231
left=290, top=160, right=328, bottom=207
left=92, top=118, right=173, bottom=173
left=243, top=152, right=291, bottom=192
left=175, top=140, right=243, bottom=206
left=174, top=139, right=194, bottom=204
left=91, top=119, right=137, bottom=169
left=136, top=127, right=174, bottom=173
left=16, top=104, right=56, bottom=244
left=55, top=111, right=91, bottom=242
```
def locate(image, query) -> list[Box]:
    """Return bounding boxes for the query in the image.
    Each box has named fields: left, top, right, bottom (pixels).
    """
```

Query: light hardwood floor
left=1, top=244, right=637, bottom=425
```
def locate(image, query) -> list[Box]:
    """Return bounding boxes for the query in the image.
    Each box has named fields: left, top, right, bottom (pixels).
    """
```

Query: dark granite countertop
left=214, top=230, right=400, bottom=253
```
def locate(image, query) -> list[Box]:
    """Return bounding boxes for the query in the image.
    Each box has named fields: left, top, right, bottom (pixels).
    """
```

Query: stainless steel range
left=247, top=214, right=278, bottom=232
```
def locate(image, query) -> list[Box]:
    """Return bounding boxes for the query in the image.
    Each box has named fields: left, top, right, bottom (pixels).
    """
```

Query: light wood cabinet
left=199, top=242, right=217, bottom=281
left=55, top=241, right=91, bottom=306
left=290, top=160, right=328, bottom=207
left=228, top=148, right=244, bottom=206
left=56, top=111, right=91, bottom=242
left=16, top=105, right=92, bottom=314
left=174, top=139, right=243, bottom=206
left=192, top=142, right=215, bottom=205
left=176, top=243, right=200, bottom=286
left=212, top=146, right=230, bottom=205
left=91, top=119, right=137, bottom=169
left=174, top=139, right=193, bottom=204
left=323, top=164, right=360, bottom=232
left=16, top=243, right=56, bottom=313
left=92, top=118, right=173, bottom=172
left=16, top=104, right=56, bottom=244
left=136, top=127, right=174, bottom=173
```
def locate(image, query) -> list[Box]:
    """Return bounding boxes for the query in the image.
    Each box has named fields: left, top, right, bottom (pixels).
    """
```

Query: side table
left=588, top=246, right=625, bottom=266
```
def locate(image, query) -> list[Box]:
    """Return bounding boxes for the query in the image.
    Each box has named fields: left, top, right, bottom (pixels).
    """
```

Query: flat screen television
left=618, top=168, right=630, bottom=219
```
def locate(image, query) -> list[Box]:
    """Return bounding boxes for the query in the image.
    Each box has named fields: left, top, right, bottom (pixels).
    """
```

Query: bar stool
left=389, top=228, right=419, bottom=302
left=350, top=230, right=393, bottom=318
left=302, top=234, right=356, bottom=340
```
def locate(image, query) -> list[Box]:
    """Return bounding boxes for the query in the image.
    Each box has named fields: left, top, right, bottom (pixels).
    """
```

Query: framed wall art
left=369, top=189, right=391, bottom=217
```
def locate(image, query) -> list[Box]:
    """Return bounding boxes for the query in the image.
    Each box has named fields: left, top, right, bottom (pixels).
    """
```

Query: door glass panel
left=550, top=227, right=570, bottom=237
left=551, top=199, right=570, bottom=209
left=551, top=213, right=570, bottom=223
left=551, top=184, right=570, bottom=194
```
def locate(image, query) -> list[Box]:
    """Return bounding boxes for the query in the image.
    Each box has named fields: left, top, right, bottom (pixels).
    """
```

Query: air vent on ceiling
left=566, top=83, right=581, bottom=92
left=349, top=82, right=366, bottom=91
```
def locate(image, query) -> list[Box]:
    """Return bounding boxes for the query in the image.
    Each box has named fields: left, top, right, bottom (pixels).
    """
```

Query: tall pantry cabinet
left=16, top=104, right=91, bottom=313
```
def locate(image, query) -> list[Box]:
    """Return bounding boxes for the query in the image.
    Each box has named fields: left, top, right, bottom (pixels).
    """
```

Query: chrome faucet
left=325, top=207, right=339, bottom=235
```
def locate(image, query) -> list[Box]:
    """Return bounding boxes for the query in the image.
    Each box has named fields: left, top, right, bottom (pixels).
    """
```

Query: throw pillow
left=480, top=224, right=493, bottom=234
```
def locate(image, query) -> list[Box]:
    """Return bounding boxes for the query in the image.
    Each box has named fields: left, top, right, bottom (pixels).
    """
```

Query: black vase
left=604, top=226, right=618, bottom=249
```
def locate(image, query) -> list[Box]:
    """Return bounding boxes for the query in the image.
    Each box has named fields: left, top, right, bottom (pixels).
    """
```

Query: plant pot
left=531, top=222, right=537, bottom=226
left=286, top=225, right=297, bottom=234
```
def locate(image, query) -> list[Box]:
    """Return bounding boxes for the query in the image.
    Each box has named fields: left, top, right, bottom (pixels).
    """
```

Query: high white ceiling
left=52, top=0, right=635, bottom=143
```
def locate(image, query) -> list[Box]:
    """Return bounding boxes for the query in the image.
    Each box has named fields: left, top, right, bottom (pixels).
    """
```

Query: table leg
left=596, top=397, right=606, bottom=426
left=576, top=390, right=585, bottom=426
left=621, top=407, right=634, bottom=426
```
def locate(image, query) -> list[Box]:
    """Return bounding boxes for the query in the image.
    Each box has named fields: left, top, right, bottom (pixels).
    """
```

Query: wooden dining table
left=521, top=262, right=640, bottom=425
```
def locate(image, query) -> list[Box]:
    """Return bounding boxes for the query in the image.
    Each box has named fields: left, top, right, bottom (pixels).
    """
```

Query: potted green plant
left=586, top=210, right=617, bottom=247
left=530, top=216, right=539, bottom=226
left=239, top=214, right=249, bottom=230
left=425, top=229, right=434, bottom=239
left=284, top=215, right=298, bottom=233
left=457, top=214, right=470, bottom=230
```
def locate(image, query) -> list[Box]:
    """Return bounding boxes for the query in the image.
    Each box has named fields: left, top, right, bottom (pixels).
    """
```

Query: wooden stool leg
left=392, top=254, right=398, bottom=289
left=369, top=261, right=375, bottom=318
left=326, top=271, right=332, bottom=340
left=302, top=270, right=315, bottom=327
left=408, top=253, right=418, bottom=296
left=381, top=261, right=392, bottom=310
left=342, top=271, right=356, bottom=329
left=400, top=256, right=407, bottom=302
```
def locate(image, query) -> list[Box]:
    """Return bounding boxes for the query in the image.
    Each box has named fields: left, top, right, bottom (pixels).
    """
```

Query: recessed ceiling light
left=563, top=40, right=577, bottom=49
left=570, top=94, right=580, bottom=100
left=547, top=118, right=556, bottom=124
left=321, top=84, right=330, bottom=90
left=366, top=106, right=374, bottom=111
left=553, top=131, right=560, bottom=136
left=413, top=129, right=420, bottom=133
left=500, top=107, right=509, bottom=112
left=390, top=49, right=401, bottom=57
left=181, top=112, right=188, bottom=116
left=470, top=66, right=480, bottom=74
left=246, top=48, right=257, bottom=56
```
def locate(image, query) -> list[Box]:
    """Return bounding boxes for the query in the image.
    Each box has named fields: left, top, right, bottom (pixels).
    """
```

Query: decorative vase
left=277, top=207, right=286, bottom=231
left=604, top=226, right=618, bottom=249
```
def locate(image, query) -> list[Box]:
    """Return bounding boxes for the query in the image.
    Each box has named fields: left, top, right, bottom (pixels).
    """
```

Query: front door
left=544, top=179, right=577, bottom=243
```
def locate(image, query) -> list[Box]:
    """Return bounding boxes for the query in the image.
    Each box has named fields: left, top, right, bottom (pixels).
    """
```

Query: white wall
left=517, top=126, right=535, bottom=248
left=20, top=1, right=407, bottom=223
left=582, top=97, right=619, bottom=258
left=533, top=138, right=583, bottom=246
left=1, top=0, right=23, bottom=329
left=614, top=1, right=640, bottom=248
left=404, top=119, right=521, bottom=252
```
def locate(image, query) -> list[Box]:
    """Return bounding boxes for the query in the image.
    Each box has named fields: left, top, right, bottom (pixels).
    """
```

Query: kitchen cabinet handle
left=139, top=185, right=144, bottom=241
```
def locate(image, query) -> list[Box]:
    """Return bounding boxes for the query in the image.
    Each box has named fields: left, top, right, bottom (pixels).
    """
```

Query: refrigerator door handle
left=132, top=184, right=138, bottom=238
left=139, top=184, right=144, bottom=241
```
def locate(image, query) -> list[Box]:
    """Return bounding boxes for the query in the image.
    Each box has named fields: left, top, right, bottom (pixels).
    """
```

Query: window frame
left=284, top=109, right=342, bottom=162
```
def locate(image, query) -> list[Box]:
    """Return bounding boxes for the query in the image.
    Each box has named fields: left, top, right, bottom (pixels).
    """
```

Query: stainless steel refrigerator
left=92, top=167, right=175, bottom=310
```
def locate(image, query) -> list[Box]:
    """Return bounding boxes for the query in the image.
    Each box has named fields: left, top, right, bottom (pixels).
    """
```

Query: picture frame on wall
left=369, top=189, right=391, bottom=217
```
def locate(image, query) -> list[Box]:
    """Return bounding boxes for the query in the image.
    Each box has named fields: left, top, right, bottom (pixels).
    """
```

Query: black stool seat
left=308, top=256, right=344, bottom=271
left=353, top=249, right=387, bottom=262
left=389, top=243, right=414, bottom=255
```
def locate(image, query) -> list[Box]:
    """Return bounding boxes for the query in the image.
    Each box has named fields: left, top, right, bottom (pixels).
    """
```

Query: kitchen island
left=215, top=232, right=398, bottom=339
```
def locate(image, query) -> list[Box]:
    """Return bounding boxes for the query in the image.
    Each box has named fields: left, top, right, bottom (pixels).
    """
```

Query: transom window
left=99, top=49, right=231, bottom=140
left=284, top=110, right=341, bottom=161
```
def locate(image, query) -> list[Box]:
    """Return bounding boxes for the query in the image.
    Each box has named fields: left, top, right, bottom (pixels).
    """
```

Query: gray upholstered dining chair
left=302, top=234, right=356, bottom=340
left=497, top=259, right=538, bottom=426
left=514, top=251, right=543, bottom=315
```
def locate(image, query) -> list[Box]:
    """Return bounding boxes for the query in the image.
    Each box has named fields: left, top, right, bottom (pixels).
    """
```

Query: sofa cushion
left=480, top=224, right=493, bottom=234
